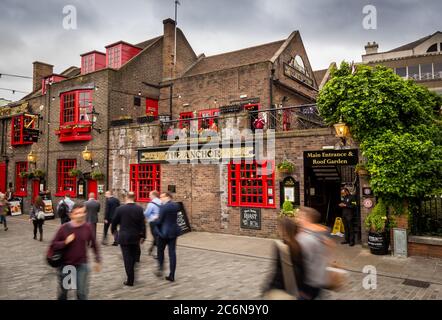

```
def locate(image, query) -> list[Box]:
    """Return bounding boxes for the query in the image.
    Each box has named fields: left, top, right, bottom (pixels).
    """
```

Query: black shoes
left=33, top=235, right=37, bottom=240
left=112, top=242, right=118, bottom=246
left=341, top=241, right=349, bottom=245
left=349, top=243, right=355, bottom=247
left=123, top=281, right=134, bottom=287
left=165, top=276, right=175, bottom=282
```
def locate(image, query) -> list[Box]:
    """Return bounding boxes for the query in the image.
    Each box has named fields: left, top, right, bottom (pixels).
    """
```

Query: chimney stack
left=364, top=42, right=379, bottom=55
left=32, top=61, right=53, bottom=92
left=162, top=18, right=176, bottom=80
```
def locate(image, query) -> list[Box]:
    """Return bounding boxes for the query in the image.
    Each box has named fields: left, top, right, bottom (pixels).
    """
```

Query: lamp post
left=333, top=118, right=350, bottom=147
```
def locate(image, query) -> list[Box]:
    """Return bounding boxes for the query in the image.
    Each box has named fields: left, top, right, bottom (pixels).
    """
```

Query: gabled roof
left=135, top=36, right=163, bottom=49
left=183, top=40, right=286, bottom=77
left=387, top=31, right=441, bottom=53
left=60, top=66, right=80, bottom=78
left=313, top=69, right=328, bottom=86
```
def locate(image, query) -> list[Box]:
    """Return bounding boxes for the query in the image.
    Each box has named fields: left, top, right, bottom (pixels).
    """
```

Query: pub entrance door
left=303, top=149, right=361, bottom=243
left=87, top=179, right=98, bottom=199
left=0, top=162, right=6, bottom=194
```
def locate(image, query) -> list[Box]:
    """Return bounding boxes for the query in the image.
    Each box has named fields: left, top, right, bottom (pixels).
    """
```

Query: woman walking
left=30, top=196, right=45, bottom=241
left=0, top=193, right=8, bottom=231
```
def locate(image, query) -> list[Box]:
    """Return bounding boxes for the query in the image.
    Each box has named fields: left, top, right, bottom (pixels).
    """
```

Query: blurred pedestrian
left=30, top=196, right=46, bottom=241
left=263, top=217, right=305, bottom=299
left=103, top=190, right=120, bottom=246
left=112, top=192, right=146, bottom=286
left=155, top=192, right=181, bottom=282
left=339, top=187, right=357, bottom=246
left=49, top=202, right=101, bottom=300
left=85, top=192, right=100, bottom=240
left=295, top=207, right=334, bottom=300
left=0, top=193, right=8, bottom=231
left=144, top=190, right=161, bottom=257
left=57, top=193, right=74, bottom=224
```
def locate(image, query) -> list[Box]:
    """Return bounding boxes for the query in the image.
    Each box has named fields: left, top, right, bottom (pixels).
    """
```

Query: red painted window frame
left=130, top=164, right=161, bottom=202
left=55, top=159, right=77, bottom=197
left=11, top=114, right=35, bottom=146
left=228, top=160, right=275, bottom=208
left=146, top=98, right=159, bottom=117
left=15, top=161, right=28, bottom=197
left=107, top=45, right=122, bottom=69
left=179, top=112, right=194, bottom=129
left=81, top=54, right=94, bottom=74
left=60, top=90, right=93, bottom=125
left=198, top=108, right=220, bottom=130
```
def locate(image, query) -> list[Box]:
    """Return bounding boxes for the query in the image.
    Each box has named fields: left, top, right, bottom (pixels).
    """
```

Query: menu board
left=43, top=200, right=54, bottom=217
left=8, top=201, right=22, bottom=216
left=240, top=208, right=261, bottom=230
left=176, top=202, right=191, bottom=235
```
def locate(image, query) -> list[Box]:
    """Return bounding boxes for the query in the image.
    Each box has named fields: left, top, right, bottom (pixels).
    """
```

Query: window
left=179, top=112, right=194, bottom=129
left=198, top=109, right=219, bottom=130
left=60, top=90, right=93, bottom=124
left=408, top=65, right=420, bottom=80
left=130, top=164, right=161, bottom=202
left=228, top=161, right=275, bottom=208
left=107, top=46, right=121, bottom=69
left=56, top=159, right=77, bottom=197
left=81, top=54, right=94, bottom=74
left=11, top=115, right=35, bottom=146
left=434, top=63, right=442, bottom=79
left=420, top=64, right=433, bottom=80
left=15, top=162, right=28, bottom=196
left=395, top=67, right=407, bottom=78
left=427, top=43, right=438, bottom=53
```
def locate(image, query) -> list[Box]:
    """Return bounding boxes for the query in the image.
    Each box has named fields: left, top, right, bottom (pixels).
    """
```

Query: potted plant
left=32, top=169, right=45, bottom=179
left=277, top=160, right=295, bottom=174
left=355, top=163, right=369, bottom=176
left=279, top=198, right=299, bottom=219
left=91, top=171, right=105, bottom=181
left=19, top=171, right=30, bottom=179
left=365, top=200, right=390, bottom=255
left=69, top=168, right=83, bottom=177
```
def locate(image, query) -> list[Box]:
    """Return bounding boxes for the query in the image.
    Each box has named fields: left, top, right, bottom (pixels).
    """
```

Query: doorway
left=0, top=162, right=6, bottom=193
left=87, top=179, right=98, bottom=199
left=32, top=180, right=40, bottom=203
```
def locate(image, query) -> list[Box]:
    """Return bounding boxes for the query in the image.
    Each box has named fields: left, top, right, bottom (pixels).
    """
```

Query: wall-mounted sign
left=393, top=228, right=408, bottom=257
left=0, top=102, right=29, bottom=119
left=240, top=208, right=261, bottom=230
left=77, top=178, right=86, bottom=198
left=363, top=187, right=373, bottom=196
left=138, top=144, right=255, bottom=164
left=304, top=149, right=358, bottom=167
left=176, top=202, right=191, bottom=235
left=219, top=98, right=260, bottom=114
left=363, top=198, right=374, bottom=209
left=283, top=63, right=314, bottom=87
left=280, top=176, right=300, bottom=207
left=98, top=185, right=104, bottom=194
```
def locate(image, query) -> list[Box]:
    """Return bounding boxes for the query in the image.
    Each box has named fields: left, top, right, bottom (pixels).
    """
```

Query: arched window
left=290, top=55, right=308, bottom=75
left=427, top=43, right=438, bottom=53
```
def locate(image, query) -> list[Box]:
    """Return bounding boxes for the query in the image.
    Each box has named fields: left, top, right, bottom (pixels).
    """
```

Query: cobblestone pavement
left=0, top=217, right=441, bottom=300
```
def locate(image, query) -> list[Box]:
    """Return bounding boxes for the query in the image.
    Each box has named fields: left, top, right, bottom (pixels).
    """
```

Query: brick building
left=1, top=18, right=362, bottom=241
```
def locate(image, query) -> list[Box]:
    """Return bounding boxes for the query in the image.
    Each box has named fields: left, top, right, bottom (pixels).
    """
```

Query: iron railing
left=412, top=195, right=442, bottom=236
left=159, top=104, right=327, bottom=141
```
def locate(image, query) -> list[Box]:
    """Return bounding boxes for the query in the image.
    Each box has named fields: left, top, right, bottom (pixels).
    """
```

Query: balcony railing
left=159, top=104, right=327, bottom=141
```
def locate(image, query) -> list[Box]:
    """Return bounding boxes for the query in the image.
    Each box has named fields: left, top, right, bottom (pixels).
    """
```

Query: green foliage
left=91, top=171, right=105, bottom=181
left=32, top=169, right=45, bottom=178
left=318, top=62, right=442, bottom=209
left=277, top=160, right=295, bottom=172
left=282, top=199, right=294, bottom=213
left=279, top=200, right=298, bottom=218
left=69, top=168, right=82, bottom=177
left=365, top=200, right=388, bottom=232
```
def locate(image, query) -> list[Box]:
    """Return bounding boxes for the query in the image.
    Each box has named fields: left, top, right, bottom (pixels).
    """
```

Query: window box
left=111, top=118, right=133, bottom=126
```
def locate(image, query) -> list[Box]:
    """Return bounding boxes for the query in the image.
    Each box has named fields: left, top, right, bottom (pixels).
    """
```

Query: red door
left=32, top=180, right=40, bottom=203
left=87, top=179, right=98, bottom=199
left=0, top=162, right=6, bottom=194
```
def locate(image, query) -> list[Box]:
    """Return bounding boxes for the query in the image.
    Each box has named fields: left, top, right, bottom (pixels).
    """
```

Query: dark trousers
left=342, top=212, right=355, bottom=244
left=157, top=237, right=177, bottom=279
left=0, top=215, right=7, bottom=228
left=32, top=219, right=44, bottom=238
left=57, top=264, right=89, bottom=300
left=149, top=222, right=158, bottom=253
left=103, top=222, right=118, bottom=244
left=120, top=244, right=140, bottom=285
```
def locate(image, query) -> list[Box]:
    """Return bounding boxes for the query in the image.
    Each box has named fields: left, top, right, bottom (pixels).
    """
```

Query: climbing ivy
left=317, top=62, right=442, bottom=217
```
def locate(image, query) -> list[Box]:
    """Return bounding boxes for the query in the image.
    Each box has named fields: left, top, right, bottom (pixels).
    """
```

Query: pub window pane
left=420, top=64, right=433, bottom=80
left=408, top=65, right=419, bottom=80
left=395, top=67, right=406, bottom=77
left=434, top=63, right=442, bottom=79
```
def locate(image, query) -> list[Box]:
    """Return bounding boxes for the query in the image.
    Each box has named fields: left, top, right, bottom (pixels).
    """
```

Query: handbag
left=46, top=224, right=71, bottom=268
left=37, top=210, right=46, bottom=220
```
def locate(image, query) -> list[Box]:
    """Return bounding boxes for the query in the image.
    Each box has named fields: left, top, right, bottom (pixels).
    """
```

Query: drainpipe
left=106, top=78, right=111, bottom=191
left=45, top=83, right=51, bottom=185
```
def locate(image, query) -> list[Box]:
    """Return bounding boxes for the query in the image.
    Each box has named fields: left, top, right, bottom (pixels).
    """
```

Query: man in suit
left=339, top=187, right=357, bottom=247
left=112, top=192, right=146, bottom=286
left=155, top=192, right=181, bottom=282
left=103, top=190, right=120, bottom=246
left=85, top=192, right=100, bottom=239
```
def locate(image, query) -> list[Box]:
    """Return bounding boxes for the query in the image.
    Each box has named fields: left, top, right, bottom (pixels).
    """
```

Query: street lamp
left=334, top=117, right=350, bottom=146
left=82, top=146, right=93, bottom=164
left=27, top=150, right=37, bottom=164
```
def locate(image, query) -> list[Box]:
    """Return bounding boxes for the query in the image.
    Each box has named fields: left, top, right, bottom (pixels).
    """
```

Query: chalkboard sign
left=176, top=202, right=191, bottom=235
left=240, top=208, right=261, bottom=230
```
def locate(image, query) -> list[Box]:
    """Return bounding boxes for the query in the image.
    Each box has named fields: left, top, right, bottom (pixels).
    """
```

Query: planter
left=278, top=168, right=293, bottom=174
left=368, top=231, right=390, bottom=255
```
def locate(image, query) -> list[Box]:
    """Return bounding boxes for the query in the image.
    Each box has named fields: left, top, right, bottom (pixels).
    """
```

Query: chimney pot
left=32, top=61, right=53, bottom=92
left=364, top=41, right=379, bottom=55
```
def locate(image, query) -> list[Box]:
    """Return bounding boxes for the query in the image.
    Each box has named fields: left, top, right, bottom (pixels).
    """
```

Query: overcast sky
left=1, top=0, right=441, bottom=101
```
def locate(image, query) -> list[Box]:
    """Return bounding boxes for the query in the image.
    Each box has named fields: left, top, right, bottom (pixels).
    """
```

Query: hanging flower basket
left=69, top=168, right=83, bottom=177
left=91, top=171, right=105, bottom=181
left=277, top=160, right=295, bottom=174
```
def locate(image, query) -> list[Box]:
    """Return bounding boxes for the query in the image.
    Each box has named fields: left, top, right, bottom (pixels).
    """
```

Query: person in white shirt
left=144, top=191, right=162, bottom=257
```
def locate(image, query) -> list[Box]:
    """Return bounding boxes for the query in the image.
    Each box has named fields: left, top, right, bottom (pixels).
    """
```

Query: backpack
left=36, top=210, right=46, bottom=220
left=57, top=201, right=69, bottom=220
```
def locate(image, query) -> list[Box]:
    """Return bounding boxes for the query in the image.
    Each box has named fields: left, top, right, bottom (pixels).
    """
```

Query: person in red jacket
left=50, top=202, right=101, bottom=300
